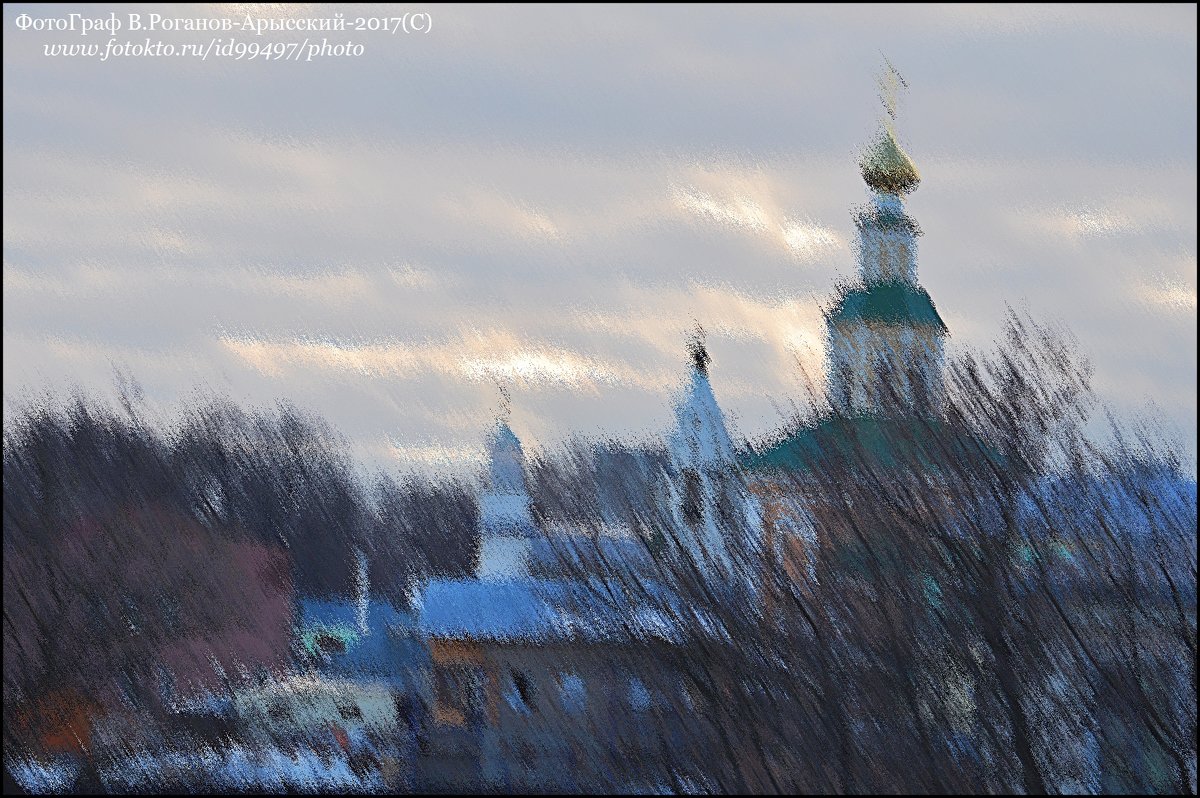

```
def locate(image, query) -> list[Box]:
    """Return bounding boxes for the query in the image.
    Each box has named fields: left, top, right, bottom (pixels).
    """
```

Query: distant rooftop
left=297, top=599, right=424, bottom=685
left=414, top=576, right=713, bottom=645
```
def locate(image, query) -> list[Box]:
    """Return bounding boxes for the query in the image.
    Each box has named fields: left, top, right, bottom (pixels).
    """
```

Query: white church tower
left=664, top=328, right=760, bottom=581
left=476, top=399, right=538, bottom=581
left=826, top=64, right=948, bottom=418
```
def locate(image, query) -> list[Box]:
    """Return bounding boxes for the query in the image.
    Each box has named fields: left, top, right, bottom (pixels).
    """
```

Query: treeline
left=2, top=394, right=478, bottom=734
left=4, top=396, right=481, bottom=603
left=3, top=308, right=1196, bottom=794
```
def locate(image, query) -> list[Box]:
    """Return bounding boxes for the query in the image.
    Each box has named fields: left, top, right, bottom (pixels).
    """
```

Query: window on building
left=679, top=679, right=706, bottom=715
left=559, top=672, right=586, bottom=714
left=433, top=664, right=483, bottom=726
left=120, top=593, right=142, bottom=633
left=837, top=360, right=853, bottom=412
left=85, top=594, right=109, bottom=637
left=715, top=484, right=741, bottom=530
left=519, top=741, right=537, bottom=771
left=117, top=669, right=141, bottom=710
left=681, top=469, right=704, bottom=528
left=504, top=669, right=535, bottom=716
left=315, top=632, right=346, bottom=655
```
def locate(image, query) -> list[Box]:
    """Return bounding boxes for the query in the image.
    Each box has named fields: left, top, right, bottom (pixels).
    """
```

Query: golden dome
left=860, top=128, right=921, bottom=194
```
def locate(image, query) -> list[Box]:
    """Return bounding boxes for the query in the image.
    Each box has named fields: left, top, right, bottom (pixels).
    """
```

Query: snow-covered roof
left=413, top=577, right=694, bottom=644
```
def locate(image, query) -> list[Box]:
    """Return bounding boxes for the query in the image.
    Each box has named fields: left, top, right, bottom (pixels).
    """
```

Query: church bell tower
left=826, top=63, right=948, bottom=418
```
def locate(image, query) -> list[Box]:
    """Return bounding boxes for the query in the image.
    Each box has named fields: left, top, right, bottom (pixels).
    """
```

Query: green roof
left=829, top=282, right=948, bottom=332
left=742, top=414, right=1005, bottom=475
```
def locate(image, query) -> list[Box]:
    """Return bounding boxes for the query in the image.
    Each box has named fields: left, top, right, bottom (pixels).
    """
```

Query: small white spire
left=478, top=399, right=535, bottom=580
left=670, top=325, right=735, bottom=468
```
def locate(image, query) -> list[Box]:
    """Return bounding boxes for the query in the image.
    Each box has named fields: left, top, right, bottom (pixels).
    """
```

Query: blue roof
left=298, top=599, right=425, bottom=684
left=1018, top=469, right=1196, bottom=543
left=417, top=579, right=561, bottom=642
left=1006, top=468, right=1196, bottom=607
left=414, top=577, right=695, bottom=644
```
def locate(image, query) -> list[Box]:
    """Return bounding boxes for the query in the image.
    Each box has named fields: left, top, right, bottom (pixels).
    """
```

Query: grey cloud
left=3, top=3, right=1195, bottom=472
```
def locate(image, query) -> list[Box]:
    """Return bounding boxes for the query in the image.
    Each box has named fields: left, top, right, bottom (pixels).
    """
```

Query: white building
left=825, top=120, right=948, bottom=418
left=661, top=331, right=762, bottom=587
left=476, top=414, right=539, bottom=581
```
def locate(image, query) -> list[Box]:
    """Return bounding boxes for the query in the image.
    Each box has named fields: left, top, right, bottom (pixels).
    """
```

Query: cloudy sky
left=3, top=3, right=1196, bottom=475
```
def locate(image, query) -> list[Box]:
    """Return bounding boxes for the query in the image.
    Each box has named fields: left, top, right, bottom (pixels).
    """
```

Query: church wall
left=826, top=320, right=945, bottom=416
left=857, top=226, right=918, bottom=284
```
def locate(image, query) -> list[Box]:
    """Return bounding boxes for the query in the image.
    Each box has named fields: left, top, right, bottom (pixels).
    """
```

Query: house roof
left=413, top=576, right=696, bottom=645
left=297, top=600, right=424, bottom=684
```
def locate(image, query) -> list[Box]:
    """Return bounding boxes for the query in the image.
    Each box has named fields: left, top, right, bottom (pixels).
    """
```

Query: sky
left=3, top=3, right=1196, bottom=476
